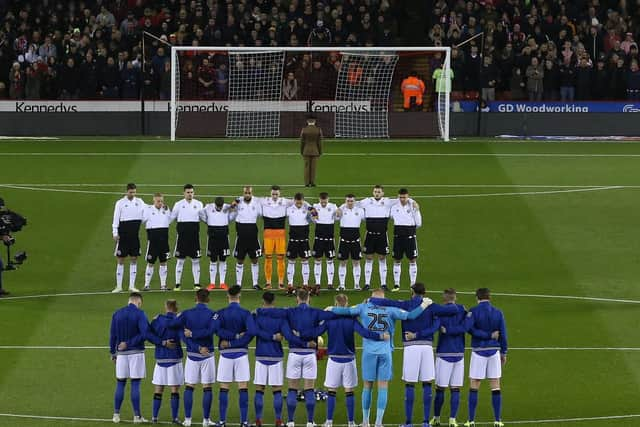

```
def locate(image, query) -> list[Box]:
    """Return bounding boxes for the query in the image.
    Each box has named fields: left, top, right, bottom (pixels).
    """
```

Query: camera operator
left=0, top=198, right=11, bottom=296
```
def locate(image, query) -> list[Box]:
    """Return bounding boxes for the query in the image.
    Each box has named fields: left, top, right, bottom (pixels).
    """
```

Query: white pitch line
left=1, top=345, right=639, bottom=351
left=4, top=183, right=640, bottom=188
left=0, top=184, right=624, bottom=199
left=3, top=151, right=640, bottom=157
left=0, top=412, right=639, bottom=426
left=2, top=289, right=639, bottom=304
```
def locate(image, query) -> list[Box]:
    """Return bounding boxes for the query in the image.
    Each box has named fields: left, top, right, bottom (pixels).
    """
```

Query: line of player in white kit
left=110, top=184, right=422, bottom=294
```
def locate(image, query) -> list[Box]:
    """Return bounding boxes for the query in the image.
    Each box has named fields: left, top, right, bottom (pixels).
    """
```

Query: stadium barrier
left=0, top=101, right=637, bottom=138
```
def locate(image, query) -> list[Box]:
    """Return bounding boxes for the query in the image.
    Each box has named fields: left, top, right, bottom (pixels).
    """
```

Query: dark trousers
left=303, top=156, right=318, bottom=185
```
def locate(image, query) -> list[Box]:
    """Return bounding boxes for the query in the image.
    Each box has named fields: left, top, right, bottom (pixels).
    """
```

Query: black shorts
left=338, top=239, right=361, bottom=261
left=312, top=238, right=336, bottom=259
left=287, top=240, right=311, bottom=259
left=207, top=236, right=230, bottom=262
left=234, top=236, right=262, bottom=260
left=363, top=232, right=389, bottom=255
left=393, top=235, right=418, bottom=260
left=145, top=237, right=170, bottom=264
left=115, top=233, right=141, bottom=258
left=175, top=222, right=201, bottom=259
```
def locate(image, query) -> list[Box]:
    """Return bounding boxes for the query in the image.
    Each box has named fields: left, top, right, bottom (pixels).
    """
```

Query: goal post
left=169, top=46, right=451, bottom=141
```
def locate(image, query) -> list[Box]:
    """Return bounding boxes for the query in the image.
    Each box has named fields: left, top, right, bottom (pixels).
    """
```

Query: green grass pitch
left=0, top=137, right=639, bottom=426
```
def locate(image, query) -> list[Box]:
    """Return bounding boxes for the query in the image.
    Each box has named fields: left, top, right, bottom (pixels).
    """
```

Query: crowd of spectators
left=2, top=0, right=640, bottom=102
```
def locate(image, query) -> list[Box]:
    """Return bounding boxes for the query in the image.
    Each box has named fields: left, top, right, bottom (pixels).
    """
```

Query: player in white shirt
left=111, top=183, right=145, bottom=293
left=199, top=197, right=237, bottom=291
left=285, top=193, right=314, bottom=293
left=229, top=186, right=263, bottom=290
left=390, top=188, right=422, bottom=289
left=336, top=194, right=365, bottom=291
left=170, top=184, right=204, bottom=291
left=312, top=193, right=338, bottom=289
left=142, top=193, right=173, bottom=291
left=357, top=185, right=399, bottom=292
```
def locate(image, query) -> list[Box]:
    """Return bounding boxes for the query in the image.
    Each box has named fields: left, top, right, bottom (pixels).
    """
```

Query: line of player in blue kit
left=109, top=284, right=507, bottom=427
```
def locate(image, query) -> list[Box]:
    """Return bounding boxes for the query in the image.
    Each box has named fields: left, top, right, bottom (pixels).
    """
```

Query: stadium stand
left=2, top=0, right=640, bottom=104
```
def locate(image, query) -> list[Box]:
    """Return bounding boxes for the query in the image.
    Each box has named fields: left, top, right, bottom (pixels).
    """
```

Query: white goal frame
left=170, top=46, right=451, bottom=141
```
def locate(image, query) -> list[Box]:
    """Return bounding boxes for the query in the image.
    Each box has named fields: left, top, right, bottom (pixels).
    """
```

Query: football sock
left=203, top=387, right=213, bottom=420
left=255, top=390, right=264, bottom=421
left=152, top=393, right=162, bottom=419
left=327, top=390, right=337, bottom=421
left=393, top=262, right=401, bottom=286
left=375, top=387, right=388, bottom=426
left=159, top=264, right=168, bottom=287
left=235, top=263, right=244, bottom=286
left=434, top=388, right=445, bottom=417
left=362, top=387, right=372, bottom=424
left=251, top=263, right=259, bottom=286
left=129, top=262, right=137, bottom=289
left=404, top=384, right=415, bottom=424
left=116, top=264, right=124, bottom=288
left=314, top=259, right=322, bottom=284
left=218, top=261, right=227, bottom=284
left=450, top=389, right=460, bottom=419
left=338, top=264, right=347, bottom=286
left=209, top=261, right=218, bottom=284
left=144, top=265, right=154, bottom=287
left=191, top=259, right=200, bottom=284
left=491, top=389, right=502, bottom=421
left=265, top=255, right=273, bottom=284
left=130, top=379, right=141, bottom=416
left=277, top=256, right=285, bottom=284
left=240, top=388, right=249, bottom=423
left=114, top=379, right=126, bottom=413
left=287, top=260, right=296, bottom=285
left=170, top=392, right=180, bottom=421
left=326, top=260, right=335, bottom=285
left=409, top=261, right=417, bottom=285
left=301, top=260, right=310, bottom=286
left=346, top=391, right=355, bottom=423
left=378, top=261, right=388, bottom=286
left=422, top=382, right=432, bottom=422
left=273, top=390, right=283, bottom=420
left=352, top=264, right=361, bottom=287
left=184, top=385, right=194, bottom=418
left=304, top=388, right=315, bottom=422
left=287, top=389, right=298, bottom=422
left=468, top=389, right=478, bottom=421
left=176, top=259, right=185, bottom=285
left=364, top=258, right=373, bottom=285
left=219, top=388, right=229, bottom=422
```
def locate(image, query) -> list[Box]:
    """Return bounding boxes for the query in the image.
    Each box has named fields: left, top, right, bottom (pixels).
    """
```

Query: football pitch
left=1, top=137, right=639, bottom=426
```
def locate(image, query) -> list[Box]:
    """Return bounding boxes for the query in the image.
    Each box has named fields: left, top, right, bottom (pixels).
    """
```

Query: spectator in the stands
left=400, top=70, right=425, bottom=111
left=38, top=36, right=57, bottom=61
left=543, top=59, right=560, bottom=100
left=464, top=45, right=481, bottom=92
left=575, top=57, right=593, bottom=100
left=621, top=32, right=636, bottom=54
left=627, top=60, right=640, bottom=100
left=559, top=59, right=576, bottom=101
left=610, top=57, right=628, bottom=99
left=509, top=68, right=526, bottom=100
left=79, top=51, right=98, bottom=99
left=308, top=20, right=332, bottom=46
left=197, top=57, right=216, bottom=99
left=101, top=57, right=121, bottom=99
left=60, top=58, right=79, bottom=99
left=25, top=62, right=42, bottom=99
left=159, top=61, right=171, bottom=100
left=283, top=71, right=299, bottom=100
left=526, top=57, right=544, bottom=101
left=479, top=56, right=498, bottom=102
left=592, top=58, right=609, bottom=100
left=121, top=61, right=140, bottom=99
left=216, top=63, right=228, bottom=98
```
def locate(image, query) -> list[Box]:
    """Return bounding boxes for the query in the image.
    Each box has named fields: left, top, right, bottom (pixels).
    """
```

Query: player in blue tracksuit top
left=330, top=288, right=431, bottom=427
left=109, top=292, right=149, bottom=424
left=215, top=285, right=257, bottom=427
left=256, top=288, right=336, bottom=427
left=369, top=282, right=460, bottom=427
left=145, top=299, right=184, bottom=424
left=465, top=288, right=508, bottom=427
left=169, top=289, right=233, bottom=427
left=430, top=289, right=491, bottom=427
left=310, top=293, right=389, bottom=427
left=252, top=292, right=313, bottom=427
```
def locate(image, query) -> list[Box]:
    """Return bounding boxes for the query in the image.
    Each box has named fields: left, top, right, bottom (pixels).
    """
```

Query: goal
left=169, top=46, right=451, bottom=141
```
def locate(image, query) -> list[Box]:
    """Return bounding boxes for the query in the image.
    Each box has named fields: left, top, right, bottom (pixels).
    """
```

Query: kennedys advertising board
left=0, top=100, right=372, bottom=113
left=456, top=101, right=640, bottom=113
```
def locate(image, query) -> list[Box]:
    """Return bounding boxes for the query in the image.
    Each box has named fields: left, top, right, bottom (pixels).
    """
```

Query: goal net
left=169, top=47, right=451, bottom=141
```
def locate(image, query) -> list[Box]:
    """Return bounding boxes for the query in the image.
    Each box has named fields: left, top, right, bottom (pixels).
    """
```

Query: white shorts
left=116, top=353, right=146, bottom=379
left=469, top=352, right=502, bottom=380
left=152, top=363, right=185, bottom=386
left=402, top=345, right=435, bottom=383
left=217, top=355, right=251, bottom=383
left=254, top=361, right=284, bottom=386
left=435, top=357, right=464, bottom=388
left=286, top=353, right=317, bottom=380
left=184, top=357, right=216, bottom=385
left=324, top=358, right=358, bottom=389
